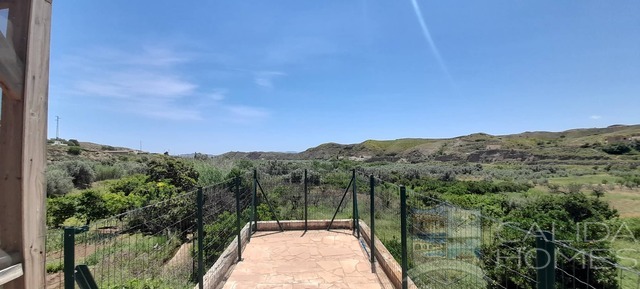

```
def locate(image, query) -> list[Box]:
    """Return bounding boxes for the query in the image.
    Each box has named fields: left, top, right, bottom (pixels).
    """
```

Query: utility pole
left=55, top=115, right=60, bottom=139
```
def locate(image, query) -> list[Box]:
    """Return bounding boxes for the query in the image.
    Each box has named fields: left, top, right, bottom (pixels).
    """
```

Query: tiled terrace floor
left=222, top=230, right=393, bottom=289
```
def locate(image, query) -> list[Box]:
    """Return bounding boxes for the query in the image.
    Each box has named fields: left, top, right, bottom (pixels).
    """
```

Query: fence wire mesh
left=44, top=167, right=640, bottom=289
left=254, top=167, right=355, bottom=223
left=44, top=177, right=251, bottom=289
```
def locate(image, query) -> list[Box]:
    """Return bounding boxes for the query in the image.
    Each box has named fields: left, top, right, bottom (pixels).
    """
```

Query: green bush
left=602, top=143, right=632, bottom=155
left=107, top=174, right=148, bottom=195
left=101, top=145, right=116, bottom=151
left=47, top=195, right=79, bottom=227
left=46, top=262, right=64, bottom=273
left=94, top=164, right=123, bottom=181
left=55, top=160, right=95, bottom=189
left=620, top=175, right=640, bottom=188
left=46, top=168, right=74, bottom=196
left=592, top=185, right=606, bottom=198
left=116, top=161, right=147, bottom=176
left=125, top=188, right=192, bottom=236
left=68, top=139, right=80, bottom=146
left=76, top=190, right=109, bottom=224
left=102, top=192, right=144, bottom=215
left=147, top=157, right=199, bottom=191
left=193, top=162, right=224, bottom=186
left=67, top=146, right=82, bottom=155
left=482, top=194, right=618, bottom=289
left=565, top=182, right=583, bottom=194
left=202, top=209, right=250, bottom=267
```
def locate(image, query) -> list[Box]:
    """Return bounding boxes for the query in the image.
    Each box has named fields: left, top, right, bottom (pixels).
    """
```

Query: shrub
left=482, top=194, right=618, bottom=289
left=76, top=190, right=109, bottom=224
left=116, top=161, right=147, bottom=176
left=101, top=145, right=116, bottom=151
left=67, top=146, right=82, bottom=155
left=68, top=139, right=80, bottom=146
left=194, top=152, right=209, bottom=160
left=565, top=182, right=583, bottom=194
left=592, top=185, right=606, bottom=198
left=46, top=262, right=64, bottom=273
left=55, top=160, right=95, bottom=189
left=47, top=195, right=78, bottom=227
left=546, top=183, right=561, bottom=194
left=102, top=192, right=144, bottom=215
left=621, top=175, right=640, bottom=188
left=202, top=209, right=250, bottom=267
left=46, top=168, right=74, bottom=196
left=106, top=174, right=148, bottom=196
left=193, top=162, right=224, bottom=186
left=94, top=165, right=123, bottom=181
left=602, top=143, right=632, bottom=155
left=125, top=190, right=193, bottom=236
left=147, top=157, right=199, bottom=191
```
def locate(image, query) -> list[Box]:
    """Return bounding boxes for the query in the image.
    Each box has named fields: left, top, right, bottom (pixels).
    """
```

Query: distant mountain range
left=52, top=125, right=640, bottom=164
left=213, top=125, right=640, bottom=164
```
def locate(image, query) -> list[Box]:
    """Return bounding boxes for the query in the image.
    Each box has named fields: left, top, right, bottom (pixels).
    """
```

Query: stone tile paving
left=223, top=230, right=393, bottom=289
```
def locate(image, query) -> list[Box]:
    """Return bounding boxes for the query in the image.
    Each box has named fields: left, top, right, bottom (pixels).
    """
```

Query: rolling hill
left=215, top=125, right=640, bottom=164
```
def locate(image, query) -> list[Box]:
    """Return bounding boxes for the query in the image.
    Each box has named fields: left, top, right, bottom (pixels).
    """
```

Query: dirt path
left=46, top=242, right=99, bottom=289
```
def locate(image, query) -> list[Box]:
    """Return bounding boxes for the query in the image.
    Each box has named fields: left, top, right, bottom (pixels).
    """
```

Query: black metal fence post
left=370, top=175, right=376, bottom=272
left=197, top=187, right=204, bottom=289
left=63, top=227, right=75, bottom=289
left=400, top=186, right=408, bottom=289
left=304, top=169, right=308, bottom=231
left=352, top=169, right=360, bottom=238
left=235, top=176, right=243, bottom=261
left=536, top=230, right=555, bottom=289
left=252, top=169, right=257, bottom=233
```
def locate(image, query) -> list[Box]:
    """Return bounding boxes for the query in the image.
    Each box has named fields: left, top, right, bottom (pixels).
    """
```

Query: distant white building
left=52, top=140, right=67, bottom=146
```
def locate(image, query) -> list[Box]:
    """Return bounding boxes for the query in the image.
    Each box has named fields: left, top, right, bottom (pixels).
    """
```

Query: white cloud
left=225, top=105, right=270, bottom=123
left=254, top=71, right=286, bottom=88
left=74, top=71, right=197, bottom=99
left=58, top=45, right=272, bottom=123
left=132, top=103, right=202, bottom=121
left=62, top=47, right=206, bottom=120
left=590, top=115, right=602, bottom=120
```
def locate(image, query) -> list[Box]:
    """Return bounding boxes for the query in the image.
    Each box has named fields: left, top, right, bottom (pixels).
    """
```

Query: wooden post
left=0, top=0, right=52, bottom=288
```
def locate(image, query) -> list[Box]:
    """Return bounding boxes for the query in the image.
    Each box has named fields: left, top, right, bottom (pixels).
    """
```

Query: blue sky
left=48, top=0, right=640, bottom=154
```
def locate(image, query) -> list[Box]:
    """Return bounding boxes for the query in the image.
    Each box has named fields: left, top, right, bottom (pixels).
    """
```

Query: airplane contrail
left=409, top=0, right=455, bottom=86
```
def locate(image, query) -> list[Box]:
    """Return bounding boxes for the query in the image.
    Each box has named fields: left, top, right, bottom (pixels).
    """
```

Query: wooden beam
left=0, top=0, right=51, bottom=288
left=0, top=31, right=25, bottom=100
left=20, top=0, right=51, bottom=288
left=0, top=1, right=30, bottom=289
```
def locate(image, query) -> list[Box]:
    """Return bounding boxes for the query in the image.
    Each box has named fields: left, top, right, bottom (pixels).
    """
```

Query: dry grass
left=603, top=187, right=640, bottom=218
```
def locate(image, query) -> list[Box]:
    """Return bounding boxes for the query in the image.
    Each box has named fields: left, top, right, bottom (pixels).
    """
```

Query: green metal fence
left=46, top=177, right=252, bottom=289
left=401, top=189, right=640, bottom=289
left=252, top=168, right=358, bottom=226
left=46, top=169, right=640, bottom=289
